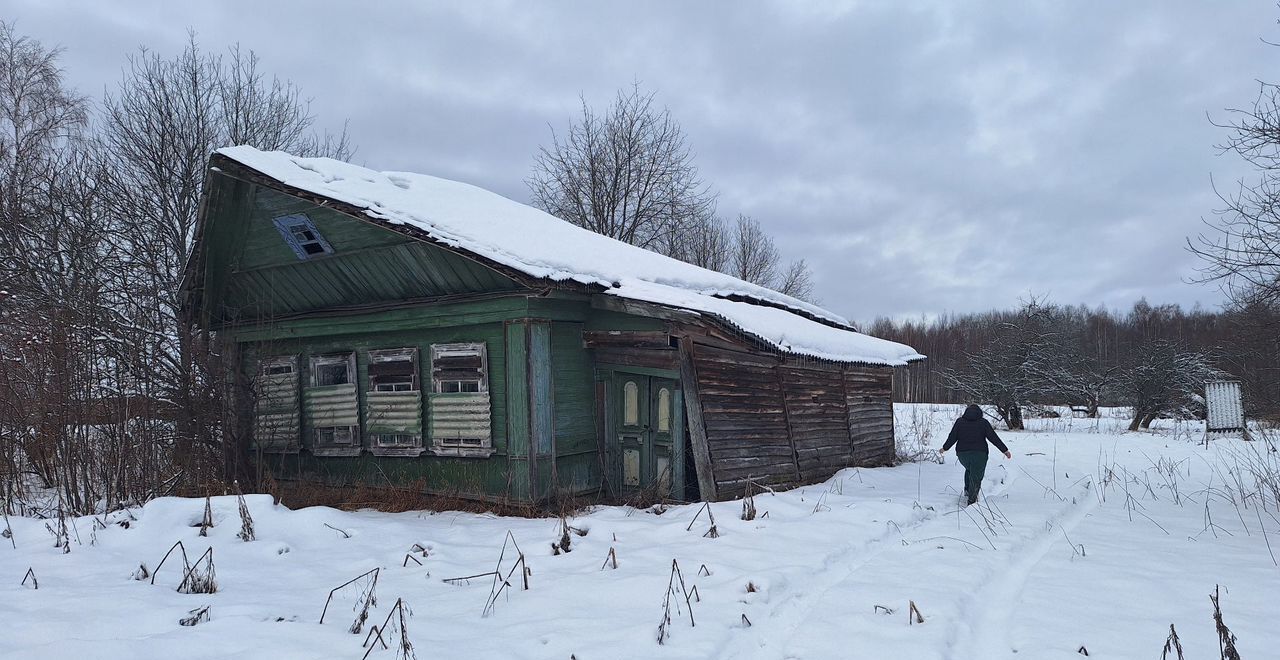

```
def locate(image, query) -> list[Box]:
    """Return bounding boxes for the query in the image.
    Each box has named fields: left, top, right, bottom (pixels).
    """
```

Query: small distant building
left=182, top=146, right=924, bottom=504
left=1205, top=380, right=1248, bottom=439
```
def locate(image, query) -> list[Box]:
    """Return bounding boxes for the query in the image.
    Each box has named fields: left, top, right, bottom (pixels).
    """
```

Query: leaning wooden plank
left=678, top=339, right=718, bottom=501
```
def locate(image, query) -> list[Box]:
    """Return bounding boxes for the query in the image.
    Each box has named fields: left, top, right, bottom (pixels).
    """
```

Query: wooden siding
left=844, top=369, right=896, bottom=466
left=781, top=366, right=852, bottom=483
left=244, top=319, right=511, bottom=500
left=204, top=180, right=522, bottom=326
left=693, top=344, right=797, bottom=495
left=689, top=341, right=896, bottom=498
left=551, top=322, right=600, bottom=495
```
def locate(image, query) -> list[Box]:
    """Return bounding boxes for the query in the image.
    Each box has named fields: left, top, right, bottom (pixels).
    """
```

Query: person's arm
left=940, top=421, right=960, bottom=453
left=984, top=421, right=1012, bottom=458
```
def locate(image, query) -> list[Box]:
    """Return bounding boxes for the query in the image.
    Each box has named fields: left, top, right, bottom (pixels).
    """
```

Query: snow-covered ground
left=3, top=405, right=1278, bottom=659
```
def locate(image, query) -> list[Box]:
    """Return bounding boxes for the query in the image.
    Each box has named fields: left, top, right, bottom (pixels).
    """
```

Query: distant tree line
left=870, top=298, right=1280, bottom=428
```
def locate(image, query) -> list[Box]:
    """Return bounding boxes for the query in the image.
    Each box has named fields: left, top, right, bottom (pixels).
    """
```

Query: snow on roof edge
left=212, top=146, right=924, bottom=366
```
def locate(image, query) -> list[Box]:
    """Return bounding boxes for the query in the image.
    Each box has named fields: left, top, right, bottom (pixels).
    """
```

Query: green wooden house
left=182, top=146, right=924, bottom=504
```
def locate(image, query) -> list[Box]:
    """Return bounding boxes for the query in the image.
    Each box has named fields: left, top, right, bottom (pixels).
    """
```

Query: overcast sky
left=8, top=1, right=1278, bottom=323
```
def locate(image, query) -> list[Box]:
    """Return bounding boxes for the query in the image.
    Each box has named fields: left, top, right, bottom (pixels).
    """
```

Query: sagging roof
left=208, top=146, right=924, bottom=366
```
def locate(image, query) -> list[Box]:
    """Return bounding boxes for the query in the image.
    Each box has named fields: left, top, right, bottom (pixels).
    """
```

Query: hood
left=962, top=405, right=984, bottom=421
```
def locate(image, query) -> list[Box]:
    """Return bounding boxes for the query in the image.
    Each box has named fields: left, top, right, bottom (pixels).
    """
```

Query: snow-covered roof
left=214, top=146, right=924, bottom=366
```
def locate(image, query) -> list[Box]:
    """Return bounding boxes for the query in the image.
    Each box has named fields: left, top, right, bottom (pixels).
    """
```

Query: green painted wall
left=551, top=321, right=600, bottom=495
left=200, top=176, right=521, bottom=326
left=245, top=320, right=513, bottom=499
left=198, top=174, right=703, bottom=504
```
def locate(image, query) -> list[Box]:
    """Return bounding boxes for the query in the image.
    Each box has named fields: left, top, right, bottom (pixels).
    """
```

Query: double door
left=614, top=373, right=680, bottom=498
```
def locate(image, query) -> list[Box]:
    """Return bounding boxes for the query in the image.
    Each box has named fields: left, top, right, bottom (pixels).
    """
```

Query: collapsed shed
left=182, top=146, right=925, bottom=503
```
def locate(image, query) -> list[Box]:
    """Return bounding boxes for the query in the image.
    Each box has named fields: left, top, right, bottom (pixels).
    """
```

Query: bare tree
left=655, top=211, right=729, bottom=271
left=528, top=84, right=716, bottom=250
left=728, top=215, right=779, bottom=287
left=941, top=298, right=1059, bottom=430
left=96, top=34, right=352, bottom=488
left=725, top=215, right=818, bottom=302
left=1115, top=340, right=1215, bottom=431
left=0, top=22, right=137, bottom=513
left=776, top=258, right=817, bottom=303
left=1191, top=75, right=1280, bottom=308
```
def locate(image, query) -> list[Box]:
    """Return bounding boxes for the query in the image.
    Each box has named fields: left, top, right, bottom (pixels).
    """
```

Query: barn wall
left=690, top=342, right=896, bottom=498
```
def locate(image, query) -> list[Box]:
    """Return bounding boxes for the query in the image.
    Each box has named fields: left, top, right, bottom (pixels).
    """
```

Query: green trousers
left=956, top=450, right=989, bottom=502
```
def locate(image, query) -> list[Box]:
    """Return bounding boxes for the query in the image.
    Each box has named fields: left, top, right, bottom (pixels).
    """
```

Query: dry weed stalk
left=177, top=547, right=217, bottom=594
left=319, top=567, right=381, bottom=634
left=908, top=600, right=924, bottom=625
left=323, top=522, right=351, bottom=538
left=197, top=496, right=213, bottom=537
left=235, top=482, right=255, bottom=542
left=551, top=514, right=585, bottom=554
left=1210, top=585, right=1241, bottom=660
left=3, top=507, right=16, bottom=548
left=600, top=547, right=618, bottom=570
left=21, top=567, right=37, bottom=589
left=151, top=540, right=191, bottom=586
left=741, top=484, right=757, bottom=521
left=1161, top=624, right=1185, bottom=660
left=656, top=559, right=697, bottom=645
left=686, top=502, right=719, bottom=538
left=179, top=605, right=211, bottom=627
left=361, top=597, right=415, bottom=660
left=479, top=531, right=529, bottom=617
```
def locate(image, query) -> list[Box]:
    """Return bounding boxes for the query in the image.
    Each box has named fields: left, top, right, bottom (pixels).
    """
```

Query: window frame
left=309, top=353, right=355, bottom=387
left=368, top=348, right=420, bottom=393
left=429, top=343, right=489, bottom=394
left=272, top=213, right=334, bottom=260
left=306, top=352, right=360, bottom=456
left=428, top=342, right=493, bottom=457
left=365, top=348, right=424, bottom=456
left=252, top=355, right=301, bottom=454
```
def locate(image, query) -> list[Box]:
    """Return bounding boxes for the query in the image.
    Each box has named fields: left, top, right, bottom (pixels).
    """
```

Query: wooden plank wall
left=691, top=342, right=895, bottom=498
left=693, top=345, right=798, bottom=495
left=844, top=369, right=896, bottom=467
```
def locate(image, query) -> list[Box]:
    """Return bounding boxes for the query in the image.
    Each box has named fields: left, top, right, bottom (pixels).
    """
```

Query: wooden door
left=614, top=373, right=681, bottom=498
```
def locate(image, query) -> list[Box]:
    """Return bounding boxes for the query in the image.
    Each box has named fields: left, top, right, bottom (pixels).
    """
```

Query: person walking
left=939, top=404, right=1012, bottom=505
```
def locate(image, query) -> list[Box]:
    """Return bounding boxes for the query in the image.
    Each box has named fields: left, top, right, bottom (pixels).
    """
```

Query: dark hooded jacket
left=942, top=405, right=1009, bottom=454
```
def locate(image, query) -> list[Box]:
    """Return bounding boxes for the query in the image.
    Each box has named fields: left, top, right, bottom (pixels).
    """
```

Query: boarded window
left=306, top=353, right=360, bottom=456
left=253, top=356, right=300, bottom=453
left=365, top=348, right=423, bottom=456
left=623, top=381, right=639, bottom=426
left=657, top=388, right=671, bottom=432
left=429, top=343, right=492, bottom=457
left=272, top=214, right=333, bottom=259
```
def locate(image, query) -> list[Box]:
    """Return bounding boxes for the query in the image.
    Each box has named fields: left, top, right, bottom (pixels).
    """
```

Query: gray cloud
left=9, top=0, right=1275, bottom=322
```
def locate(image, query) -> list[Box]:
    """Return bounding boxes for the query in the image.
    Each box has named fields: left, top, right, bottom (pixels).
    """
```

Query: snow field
left=1, top=404, right=1277, bottom=659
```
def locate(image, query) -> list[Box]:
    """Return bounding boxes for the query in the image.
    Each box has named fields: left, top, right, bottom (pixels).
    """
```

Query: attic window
left=272, top=214, right=333, bottom=259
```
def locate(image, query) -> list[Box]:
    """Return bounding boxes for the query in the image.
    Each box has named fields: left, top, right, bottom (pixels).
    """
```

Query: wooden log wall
left=691, top=342, right=896, bottom=497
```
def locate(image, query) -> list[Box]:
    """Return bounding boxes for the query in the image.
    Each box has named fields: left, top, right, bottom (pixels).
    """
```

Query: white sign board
left=1205, top=380, right=1245, bottom=433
